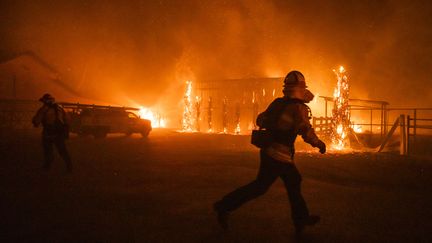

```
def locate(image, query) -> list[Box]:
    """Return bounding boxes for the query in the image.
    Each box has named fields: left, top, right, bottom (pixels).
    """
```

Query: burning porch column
left=251, top=91, right=258, bottom=130
left=207, top=97, right=213, bottom=132
left=182, top=81, right=194, bottom=132
left=234, top=102, right=241, bottom=134
left=331, top=66, right=350, bottom=150
left=222, top=97, right=228, bottom=134
left=195, top=96, right=201, bottom=132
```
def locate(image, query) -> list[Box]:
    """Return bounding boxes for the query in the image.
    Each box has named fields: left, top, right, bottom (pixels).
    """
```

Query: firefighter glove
left=316, top=140, right=326, bottom=154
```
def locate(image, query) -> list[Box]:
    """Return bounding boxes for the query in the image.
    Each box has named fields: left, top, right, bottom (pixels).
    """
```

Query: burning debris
left=331, top=66, right=350, bottom=150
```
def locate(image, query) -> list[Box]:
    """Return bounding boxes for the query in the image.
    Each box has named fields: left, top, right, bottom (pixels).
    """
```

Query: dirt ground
left=1, top=129, right=431, bottom=242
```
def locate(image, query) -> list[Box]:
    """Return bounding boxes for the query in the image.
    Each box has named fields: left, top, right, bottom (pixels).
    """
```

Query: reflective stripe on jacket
left=259, top=98, right=320, bottom=163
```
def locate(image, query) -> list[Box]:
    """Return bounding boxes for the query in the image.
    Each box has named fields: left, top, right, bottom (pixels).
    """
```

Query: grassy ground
left=1, top=129, right=431, bottom=242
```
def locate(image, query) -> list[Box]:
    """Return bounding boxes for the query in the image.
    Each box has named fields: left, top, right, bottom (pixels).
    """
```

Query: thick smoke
left=0, top=0, right=431, bottom=111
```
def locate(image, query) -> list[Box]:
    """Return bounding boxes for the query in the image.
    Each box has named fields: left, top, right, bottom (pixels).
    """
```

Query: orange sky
left=1, top=0, right=431, bottom=113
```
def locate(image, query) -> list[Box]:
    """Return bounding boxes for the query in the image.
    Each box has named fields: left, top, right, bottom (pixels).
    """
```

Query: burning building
left=183, top=77, right=283, bottom=134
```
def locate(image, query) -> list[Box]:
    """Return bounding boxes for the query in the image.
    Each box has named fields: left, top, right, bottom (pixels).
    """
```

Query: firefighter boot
left=213, top=201, right=229, bottom=230
left=294, top=215, right=320, bottom=235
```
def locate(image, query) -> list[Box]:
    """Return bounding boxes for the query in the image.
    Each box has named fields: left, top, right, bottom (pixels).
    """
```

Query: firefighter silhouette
left=32, top=93, right=72, bottom=172
left=214, top=71, right=326, bottom=234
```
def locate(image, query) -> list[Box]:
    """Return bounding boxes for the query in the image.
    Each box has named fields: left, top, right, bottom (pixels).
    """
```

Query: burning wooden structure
left=188, top=77, right=283, bottom=134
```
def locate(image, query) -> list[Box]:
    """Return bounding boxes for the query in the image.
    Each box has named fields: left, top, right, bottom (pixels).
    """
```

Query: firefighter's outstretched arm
left=295, top=105, right=326, bottom=153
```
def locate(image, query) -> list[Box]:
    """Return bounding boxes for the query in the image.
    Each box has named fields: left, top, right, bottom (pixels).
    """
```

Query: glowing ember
left=139, top=107, right=166, bottom=128
left=331, top=66, right=350, bottom=150
left=182, top=80, right=194, bottom=132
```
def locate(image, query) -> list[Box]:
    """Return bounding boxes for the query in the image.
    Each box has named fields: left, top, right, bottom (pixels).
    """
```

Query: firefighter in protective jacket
left=214, top=71, right=326, bottom=234
left=32, top=93, right=72, bottom=172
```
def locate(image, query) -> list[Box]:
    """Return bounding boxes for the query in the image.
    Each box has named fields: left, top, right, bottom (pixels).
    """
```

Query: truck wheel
left=141, top=130, right=150, bottom=138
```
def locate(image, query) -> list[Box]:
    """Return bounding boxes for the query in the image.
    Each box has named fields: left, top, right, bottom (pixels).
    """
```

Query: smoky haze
left=1, top=0, right=431, bottom=111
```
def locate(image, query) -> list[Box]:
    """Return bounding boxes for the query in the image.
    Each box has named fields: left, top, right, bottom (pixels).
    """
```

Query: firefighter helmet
left=284, top=71, right=307, bottom=88
left=39, top=93, right=55, bottom=103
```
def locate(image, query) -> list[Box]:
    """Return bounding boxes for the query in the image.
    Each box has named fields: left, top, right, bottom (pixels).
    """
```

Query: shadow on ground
left=1, top=129, right=431, bottom=242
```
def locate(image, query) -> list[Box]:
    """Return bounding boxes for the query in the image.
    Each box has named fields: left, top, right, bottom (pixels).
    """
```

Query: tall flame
left=182, top=81, right=194, bottom=132
left=207, top=97, right=213, bottom=133
left=332, top=66, right=350, bottom=150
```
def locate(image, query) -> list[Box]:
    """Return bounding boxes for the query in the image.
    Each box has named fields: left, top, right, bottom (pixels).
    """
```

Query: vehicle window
left=128, top=112, right=138, bottom=119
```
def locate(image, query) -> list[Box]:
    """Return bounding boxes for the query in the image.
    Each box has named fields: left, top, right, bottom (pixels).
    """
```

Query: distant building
left=195, top=77, right=283, bottom=133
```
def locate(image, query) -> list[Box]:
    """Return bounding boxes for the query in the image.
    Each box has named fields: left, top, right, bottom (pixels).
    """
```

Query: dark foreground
left=1, top=130, right=431, bottom=242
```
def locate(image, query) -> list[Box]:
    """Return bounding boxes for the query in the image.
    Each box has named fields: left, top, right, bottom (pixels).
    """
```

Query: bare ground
left=0, top=129, right=431, bottom=242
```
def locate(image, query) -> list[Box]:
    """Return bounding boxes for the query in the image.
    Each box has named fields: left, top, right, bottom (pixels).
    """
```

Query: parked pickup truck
left=60, top=103, right=152, bottom=138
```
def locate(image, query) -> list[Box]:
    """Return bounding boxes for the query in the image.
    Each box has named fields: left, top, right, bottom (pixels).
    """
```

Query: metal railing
left=407, top=114, right=432, bottom=154
left=312, top=117, right=332, bottom=134
left=0, top=99, right=40, bottom=129
left=328, top=107, right=432, bottom=137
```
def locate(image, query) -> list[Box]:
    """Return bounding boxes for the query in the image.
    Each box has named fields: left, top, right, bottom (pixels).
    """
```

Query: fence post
left=407, top=115, right=410, bottom=155
left=399, top=114, right=406, bottom=155
left=325, top=100, right=328, bottom=118
left=413, top=109, right=417, bottom=148
left=378, top=116, right=400, bottom=152
left=380, top=104, right=384, bottom=138
left=312, top=117, right=316, bottom=131
left=384, top=105, right=388, bottom=135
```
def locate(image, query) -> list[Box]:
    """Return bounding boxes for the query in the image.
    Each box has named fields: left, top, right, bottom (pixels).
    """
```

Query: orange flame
left=182, top=81, right=194, bottom=132
left=332, top=66, right=350, bottom=150
left=139, top=107, right=166, bottom=128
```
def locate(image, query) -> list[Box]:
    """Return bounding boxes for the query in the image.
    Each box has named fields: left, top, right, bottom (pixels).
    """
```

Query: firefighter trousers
left=215, top=150, right=309, bottom=224
left=42, top=135, right=72, bottom=171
